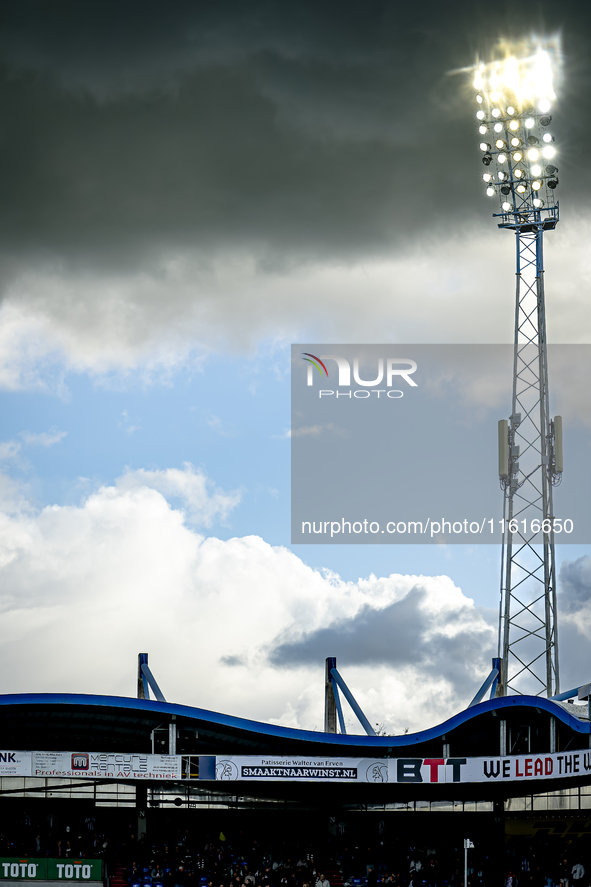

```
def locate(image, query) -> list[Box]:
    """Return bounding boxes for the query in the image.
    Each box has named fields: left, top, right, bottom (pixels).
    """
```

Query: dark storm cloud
left=265, top=585, right=494, bottom=693
left=559, top=555, right=591, bottom=613
left=1, top=0, right=589, bottom=274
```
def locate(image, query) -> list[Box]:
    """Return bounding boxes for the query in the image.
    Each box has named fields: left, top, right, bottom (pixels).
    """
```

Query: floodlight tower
left=473, top=46, right=563, bottom=697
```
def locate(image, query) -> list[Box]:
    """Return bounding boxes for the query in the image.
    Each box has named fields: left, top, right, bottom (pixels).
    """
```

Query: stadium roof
left=0, top=692, right=588, bottom=757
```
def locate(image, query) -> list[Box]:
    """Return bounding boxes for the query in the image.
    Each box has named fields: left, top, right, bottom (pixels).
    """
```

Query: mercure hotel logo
left=302, top=353, right=418, bottom=398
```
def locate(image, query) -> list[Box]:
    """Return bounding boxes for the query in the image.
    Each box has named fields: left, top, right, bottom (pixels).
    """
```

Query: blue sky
left=1, top=345, right=587, bottom=603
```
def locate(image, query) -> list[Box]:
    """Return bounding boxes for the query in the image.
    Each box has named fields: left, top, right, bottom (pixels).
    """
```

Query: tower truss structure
left=472, top=52, right=562, bottom=696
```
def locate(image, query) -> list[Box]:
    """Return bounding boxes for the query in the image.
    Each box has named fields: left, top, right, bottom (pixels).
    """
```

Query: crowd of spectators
left=0, top=818, right=588, bottom=887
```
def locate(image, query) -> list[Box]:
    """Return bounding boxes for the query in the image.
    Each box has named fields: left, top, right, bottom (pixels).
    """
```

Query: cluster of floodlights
left=473, top=49, right=559, bottom=213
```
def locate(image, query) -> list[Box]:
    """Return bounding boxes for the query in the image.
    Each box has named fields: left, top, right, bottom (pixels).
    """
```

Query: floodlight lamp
left=498, top=171, right=506, bottom=180
left=495, top=139, right=506, bottom=148
left=509, top=120, right=520, bottom=131
left=516, top=183, right=527, bottom=193
left=532, top=180, right=542, bottom=190
left=483, top=173, right=492, bottom=182
left=502, top=201, right=511, bottom=210
left=476, top=94, right=484, bottom=103
left=527, top=135, right=539, bottom=145
left=498, top=153, right=507, bottom=163
left=486, top=187, right=495, bottom=196
left=547, top=177, right=558, bottom=189
left=494, top=122, right=503, bottom=132
left=482, top=153, right=492, bottom=166
left=501, top=186, right=511, bottom=195
left=542, top=133, right=554, bottom=143
left=525, top=117, right=535, bottom=128
left=514, top=168, right=524, bottom=178
left=492, top=108, right=501, bottom=118
left=479, top=124, right=489, bottom=134
left=471, top=39, right=560, bottom=116
left=511, top=137, right=521, bottom=147
left=533, top=197, right=543, bottom=207
left=513, top=151, right=523, bottom=161
left=545, top=164, right=557, bottom=174
left=477, top=110, right=486, bottom=120
left=540, top=115, right=552, bottom=126
left=480, top=142, right=492, bottom=151
left=527, top=148, right=540, bottom=161
left=542, top=145, right=556, bottom=159
left=531, top=164, right=542, bottom=175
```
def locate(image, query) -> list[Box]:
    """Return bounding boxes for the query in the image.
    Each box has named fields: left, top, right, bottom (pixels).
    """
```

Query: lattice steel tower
left=473, top=47, right=563, bottom=697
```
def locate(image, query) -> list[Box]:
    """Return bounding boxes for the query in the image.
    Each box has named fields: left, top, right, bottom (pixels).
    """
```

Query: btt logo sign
left=302, top=353, right=418, bottom=396
left=71, top=753, right=89, bottom=770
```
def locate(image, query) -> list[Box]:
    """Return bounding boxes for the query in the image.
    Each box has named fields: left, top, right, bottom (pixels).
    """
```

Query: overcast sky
left=0, top=0, right=590, bottom=735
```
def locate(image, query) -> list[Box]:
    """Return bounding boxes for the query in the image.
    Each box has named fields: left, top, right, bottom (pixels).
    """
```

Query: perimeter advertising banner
left=0, top=859, right=101, bottom=880
left=32, top=752, right=181, bottom=779
left=0, top=751, right=181, bottom=779
left=213, top=752, right=591, bottom=785
left=0, top=752, right=31, bottom=776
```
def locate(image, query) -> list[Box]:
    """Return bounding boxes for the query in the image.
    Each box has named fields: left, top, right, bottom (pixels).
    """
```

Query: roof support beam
left=468, top=667, right=499, bottom=708
left=330, top=667, right=376, bottom=736
left=137, top=653, right=167, bottom=703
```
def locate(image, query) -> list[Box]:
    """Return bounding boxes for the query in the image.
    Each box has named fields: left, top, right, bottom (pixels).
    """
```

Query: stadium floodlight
left=471, top=37, right=562, bottom=700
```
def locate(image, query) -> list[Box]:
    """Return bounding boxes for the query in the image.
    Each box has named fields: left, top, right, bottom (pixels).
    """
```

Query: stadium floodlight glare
left=469, top=36, right=562, bottom=700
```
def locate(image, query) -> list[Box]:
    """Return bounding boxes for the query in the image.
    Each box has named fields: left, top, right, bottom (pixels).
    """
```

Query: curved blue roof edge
left=0, top=692, right=587, bottom=747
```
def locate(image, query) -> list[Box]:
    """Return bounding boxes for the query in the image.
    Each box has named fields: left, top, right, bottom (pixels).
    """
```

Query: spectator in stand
left=128, top=862, right=141, bottom=885
left=315, top=876, right=330, bottom=887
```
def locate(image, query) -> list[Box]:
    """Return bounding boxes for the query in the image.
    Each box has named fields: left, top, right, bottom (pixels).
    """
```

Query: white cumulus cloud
left=0, top=465, right=502, bottom=734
